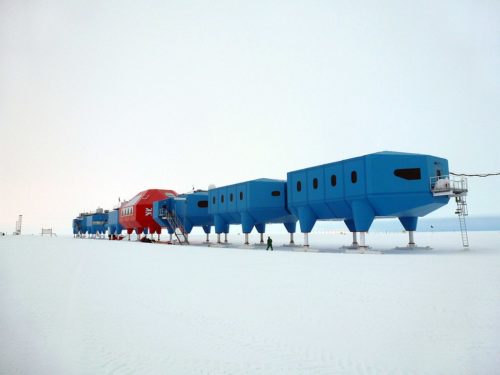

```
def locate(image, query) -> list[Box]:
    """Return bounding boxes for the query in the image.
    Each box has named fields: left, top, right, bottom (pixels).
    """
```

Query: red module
left=119, top=189, right=177, bottom=236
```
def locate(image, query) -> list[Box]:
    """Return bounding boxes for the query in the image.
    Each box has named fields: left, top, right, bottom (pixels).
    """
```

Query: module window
left=351, top=171, right=358, bottom=184
left=331, top=174, right=337, bottom=187
left=394, top=168, right=421, bottom=180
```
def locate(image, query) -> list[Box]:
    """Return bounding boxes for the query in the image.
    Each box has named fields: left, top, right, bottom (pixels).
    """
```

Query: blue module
left=106, top=209, right=123, bottom=236
left=83, top=209, right=108, bottom=237
left=78, top=214, right=89, bottom=235
left=208, top=179, right=297, bottom=243
left=152, top=199, right=175, bottom=235
left=72, top=216, right=83, bottom=237
left=287, top=151, right=450, bottom=246
left=85, top=215, right=94, bottom=234
left=170, top=191, right=213, bottom=234
left=153, top=191, right=213, bottom=237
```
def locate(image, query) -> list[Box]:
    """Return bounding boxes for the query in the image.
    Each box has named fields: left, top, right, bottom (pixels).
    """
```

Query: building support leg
left=359, top=232, right=367, bottom=249
left=217, top=233, right=221, bottom=244
left=304, top=233, right=309, bottom=247
left=352, top=232, right=358, bottom=248
left=260, top=233, right=264, bottom=244
left=224, top=233, right=228, bottom=243
left=245, top=233, right=249, bottom=245
left=290, top=233, right=294, bottom=244
left=408, top=231, right=416, bottom=248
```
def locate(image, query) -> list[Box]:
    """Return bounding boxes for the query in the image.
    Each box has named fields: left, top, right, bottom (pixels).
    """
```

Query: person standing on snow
left=266, top=236, right=273, bottom=251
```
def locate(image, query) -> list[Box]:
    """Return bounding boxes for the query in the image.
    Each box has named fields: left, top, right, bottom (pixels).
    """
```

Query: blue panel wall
left=91, top=213, right=108, bottom=234
left=72, top=218, right=83, bottom=235
left=106, top=209, right=123, bottom=235
left=85, top=215, right=93, bottom=234
left=287, top=152, right=451, bottom=233
left=152, top=198, right=175, bottom=234
left=209, top=179, right=297, bottom=234
left=153, top=192, right=213, bottom=234
left=79, top=216, right=88, bottom=234
left=171, top=192, right=213, bottom=234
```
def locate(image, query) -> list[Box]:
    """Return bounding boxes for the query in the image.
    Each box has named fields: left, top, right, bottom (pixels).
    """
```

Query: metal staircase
left=161, top=211, right=189, bottom=245
left=455, top=195, right=469, bottom=248
left=430, top=175, right=469, bottom=248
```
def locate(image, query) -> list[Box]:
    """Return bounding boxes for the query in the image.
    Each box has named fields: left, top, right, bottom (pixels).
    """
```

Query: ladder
left=455, top=196, right=469, bottom=248
left=430, top=175, right=469, bottom=248
left=163, top=211, right=189, bottom=245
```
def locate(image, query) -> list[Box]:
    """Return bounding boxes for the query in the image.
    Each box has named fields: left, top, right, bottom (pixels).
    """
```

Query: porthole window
left=297, top=181, right=302, bottom=192
left=394, top=168, right=421, bottom=180
left=351, top=171, right=358, bottom=184
left=240, top=192, right=243, bottom=200
left=198, top=200, right=208, bottom=208
left=313, top=178, right=318, bottom=189
left=271, top=191, right=281, bottom=197
left=230, top=193, right=234, bottom=202
left=221, top=195, right=224, bottom=203
left=331, top=174, right=337, bottom=187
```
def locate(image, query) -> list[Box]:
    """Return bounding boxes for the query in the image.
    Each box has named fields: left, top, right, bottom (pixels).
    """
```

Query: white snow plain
left=1, top=231, right=499, bottom=375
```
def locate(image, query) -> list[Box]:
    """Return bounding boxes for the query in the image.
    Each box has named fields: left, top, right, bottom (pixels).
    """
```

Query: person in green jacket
left=266, top=236, right=273, bottom=251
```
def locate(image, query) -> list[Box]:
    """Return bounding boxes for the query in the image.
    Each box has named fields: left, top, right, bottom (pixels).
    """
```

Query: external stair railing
left=160, top=208, right=189, bottom=245
left=430, top=175, right=469, bottom=248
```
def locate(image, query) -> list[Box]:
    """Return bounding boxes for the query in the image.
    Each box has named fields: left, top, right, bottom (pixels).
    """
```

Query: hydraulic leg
left=359, top=232, right=367, bottom=248
left=408, top=231, right=416, bottom=248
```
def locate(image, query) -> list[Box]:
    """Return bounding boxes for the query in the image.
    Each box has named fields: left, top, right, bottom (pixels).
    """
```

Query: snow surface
left=1, top=232, right=500, bottom=374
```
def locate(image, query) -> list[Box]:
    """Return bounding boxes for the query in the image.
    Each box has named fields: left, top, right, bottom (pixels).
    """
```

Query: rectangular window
left=394, top=168, right=421, bottom=180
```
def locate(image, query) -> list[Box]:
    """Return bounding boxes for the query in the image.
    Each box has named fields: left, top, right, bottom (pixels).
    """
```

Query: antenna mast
left=14, top=215, right=23, bottom=235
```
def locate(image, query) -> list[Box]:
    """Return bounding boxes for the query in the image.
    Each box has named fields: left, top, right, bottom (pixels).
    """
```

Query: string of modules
left=72, top=151, right=452, bottom=244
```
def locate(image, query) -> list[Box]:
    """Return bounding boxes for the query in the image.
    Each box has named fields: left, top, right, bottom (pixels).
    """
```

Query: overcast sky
left=1, top=0, right=499, bottom=235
